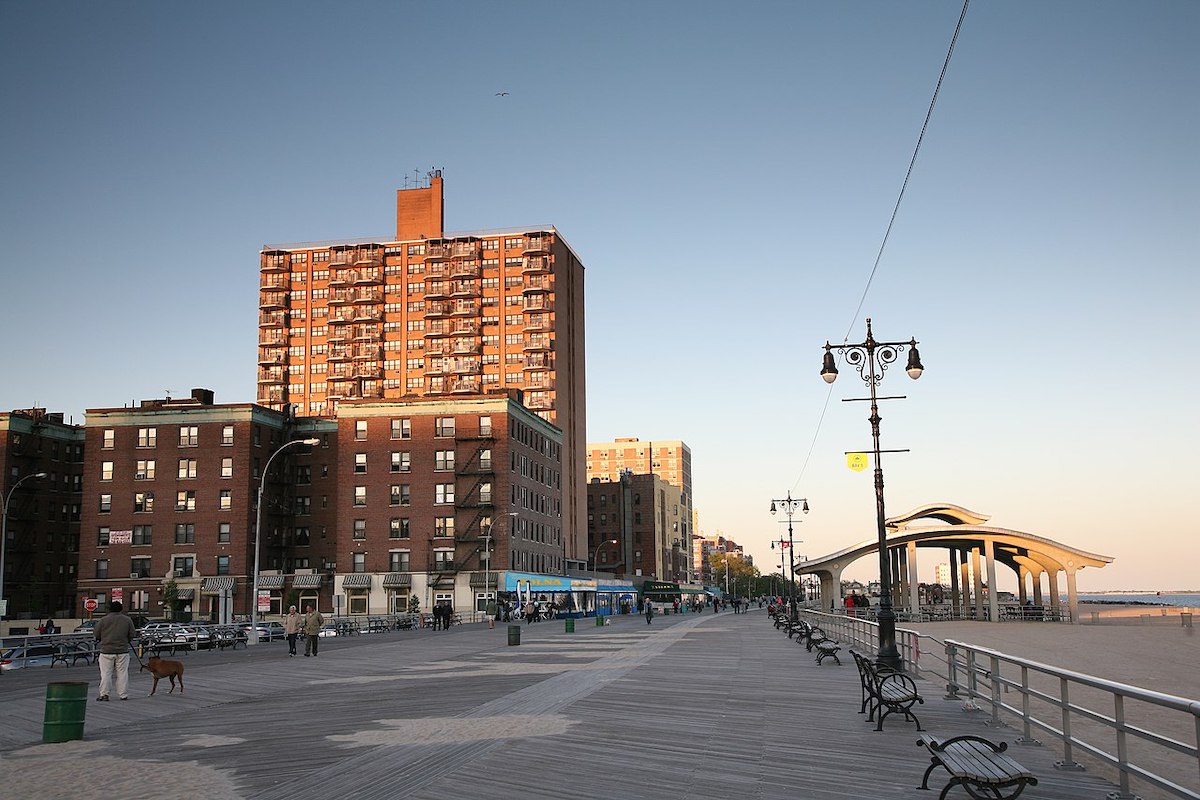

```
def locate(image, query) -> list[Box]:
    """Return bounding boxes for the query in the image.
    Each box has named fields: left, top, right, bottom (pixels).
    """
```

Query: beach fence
left=799, top=609, right=1200, bottom=799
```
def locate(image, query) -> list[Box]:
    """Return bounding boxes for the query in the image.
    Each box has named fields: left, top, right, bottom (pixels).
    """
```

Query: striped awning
left=292, top=573, right=324, bottom=588
left=468, top=572, right=498, bottom=589
left=341, top=573, right=372, bottom=588
left=175, top=588, right=195, bottom=600
left=201, top=577, right=236, bottom=594
left=382, top=573, right=412, bottom=588
left=257, top=574, right=285, bottom=589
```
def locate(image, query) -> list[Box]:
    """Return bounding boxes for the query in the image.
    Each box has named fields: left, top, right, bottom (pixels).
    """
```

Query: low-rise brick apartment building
left=585, top=472, right=688, bottom=584
left=0, top=408, right=85, bottom=620
left=73, top=388, right=561, bottom=622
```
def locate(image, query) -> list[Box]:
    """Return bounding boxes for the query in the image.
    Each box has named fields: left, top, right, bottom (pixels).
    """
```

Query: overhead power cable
left=789, top=0, right=971, bottom=496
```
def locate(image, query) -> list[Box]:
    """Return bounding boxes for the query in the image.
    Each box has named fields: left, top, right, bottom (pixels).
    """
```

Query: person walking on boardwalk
left=94, top=600, right=135, bottom=701
left=486, top=598, right=498, bottom=629
left=283, top=605, right=302, bottom=656
left=302, top=604, right=324, bottom=657
left=644, top=600, right=654, bottom=625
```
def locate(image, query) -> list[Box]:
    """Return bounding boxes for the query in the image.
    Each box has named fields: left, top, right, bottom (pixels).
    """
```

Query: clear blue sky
left=2, top=2, right=1196, bottom=591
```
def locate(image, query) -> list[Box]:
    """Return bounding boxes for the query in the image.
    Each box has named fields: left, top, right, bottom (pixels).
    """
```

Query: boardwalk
left=0, top=611, right=1123, bottom=799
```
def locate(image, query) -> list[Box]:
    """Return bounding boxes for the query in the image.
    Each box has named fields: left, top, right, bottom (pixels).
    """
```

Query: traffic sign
left=83, top=598, right=99, bottom=613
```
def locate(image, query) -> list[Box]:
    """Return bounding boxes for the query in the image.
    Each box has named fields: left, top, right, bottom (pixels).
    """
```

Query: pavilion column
left=891, top=547, right=902, bottom=607
left=1048, top=569, right=1061, bottom=612
left=984, top=539, right=999, bottom=623
left=1017, top=565, right=1029, bottom=605
left=907, top=540, right=920, bottom=617
left=971, top=546, right=984, bottom=620
left=1065, top=566, right=1079, bottom=624
left=1032, top=568, right=1044, bottom=605
left=950, top=548, right=963, bottom=616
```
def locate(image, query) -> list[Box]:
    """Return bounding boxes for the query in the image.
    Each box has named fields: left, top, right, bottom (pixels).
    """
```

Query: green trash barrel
left=507, top=624, right=521, bottom=646
left=564, top=618, right=575, bottom=633
left=43, top=681, right=89, bottom=743
left=595, top=614, right=605, bottom=626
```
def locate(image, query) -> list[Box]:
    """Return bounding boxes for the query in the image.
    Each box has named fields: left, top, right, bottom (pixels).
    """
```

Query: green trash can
left=595, top=614, right=605, bottom=626
left=507, top=624, right=521, bottom=646
left=564, top=618, right=575, bottom=633
left=43, top=681, right=89, bottom=743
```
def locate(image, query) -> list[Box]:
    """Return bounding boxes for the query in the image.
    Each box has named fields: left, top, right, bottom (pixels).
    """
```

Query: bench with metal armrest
left=917, top=734, right=1037, bottom=800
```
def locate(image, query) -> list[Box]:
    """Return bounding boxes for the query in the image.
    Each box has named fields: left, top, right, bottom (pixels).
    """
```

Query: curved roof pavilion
left=797, top=502, right=1113, bottom=623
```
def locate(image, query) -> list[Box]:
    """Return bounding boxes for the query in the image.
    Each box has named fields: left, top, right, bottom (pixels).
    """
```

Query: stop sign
left=84, top=598, right=98, bottom=613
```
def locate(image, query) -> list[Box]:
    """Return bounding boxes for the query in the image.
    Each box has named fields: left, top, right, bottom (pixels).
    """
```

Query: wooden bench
left=850, top=649, right=924, bottom=731
left=917, top=734, right=1038, bottom=799
left=804, top=624, right=830, bottom=653
left=814, top=639, right=842, bottom=665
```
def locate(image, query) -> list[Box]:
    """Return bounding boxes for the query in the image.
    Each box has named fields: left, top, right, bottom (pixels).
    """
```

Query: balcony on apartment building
left=259, top=289, right=288, bottom=310
left=259, top=348, right=286, bottom=366
left=521, top=255, right=550, bottom=273
left=523, top=275, right=553, bottom=294
left=450, top=337, right=480, bottom=355
left=425, top=300, right=453, bottom=318
left=523, top=334, right=552, bottom=351
left=426, top=281, right=450, bottom=300
left=261, top=252, right=289, bottom=272
left=257, top=368, right=285, bottom=385
left=523, top=353, right=553, bottom=371
left=449, top=260, right=480, bottom=279
left=449, top=280, right=480, bottom=298
left=522, top=234, right=552, bottom=254
left=259, top=311, right=287, bottom=328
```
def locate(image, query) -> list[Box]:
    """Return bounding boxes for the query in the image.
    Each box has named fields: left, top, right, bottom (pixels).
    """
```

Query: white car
left=0, top=643, right=57, bottom=671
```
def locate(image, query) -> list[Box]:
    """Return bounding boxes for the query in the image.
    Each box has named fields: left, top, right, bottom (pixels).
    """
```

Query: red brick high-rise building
left=257, top=173, right=586, bottom=564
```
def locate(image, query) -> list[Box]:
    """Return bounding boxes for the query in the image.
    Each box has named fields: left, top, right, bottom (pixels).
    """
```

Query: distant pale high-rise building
left=256, top=173, right=587, bottom=561
left=935, top=563, right=952, bottom=586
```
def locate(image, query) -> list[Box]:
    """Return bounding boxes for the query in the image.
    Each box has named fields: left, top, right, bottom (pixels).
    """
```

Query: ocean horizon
left=1079, top=592, right=1199, bottom=608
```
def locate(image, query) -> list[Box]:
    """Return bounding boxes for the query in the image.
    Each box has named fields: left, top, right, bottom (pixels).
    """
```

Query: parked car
left=143, top=623, right=212, bottom=650
left=316, top=624, right=339, bottom=638
left=240, top=621, right=286, bottom=641
left=0, top=643, right=57, bottom=672
left=74, top=620, right=98, bottom=634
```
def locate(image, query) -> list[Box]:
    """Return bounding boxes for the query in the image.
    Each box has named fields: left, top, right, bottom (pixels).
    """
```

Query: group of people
left=282, top=604, right=324, bottom=657
left=429, top=602, right=456, bottom=630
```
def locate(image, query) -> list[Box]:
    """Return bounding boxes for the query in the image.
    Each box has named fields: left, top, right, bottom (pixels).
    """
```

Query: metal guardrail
left=797, top=609, right=1200, bottom=799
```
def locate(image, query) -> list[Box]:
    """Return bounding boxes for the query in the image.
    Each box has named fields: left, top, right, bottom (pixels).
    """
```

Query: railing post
left=1109, top=693, right=1139, bottom=799
left=1015, top=664, right=1041, bottom=745
left=1054, top=677, right=1086, bottom=771
left=944, top=641, right=961, bottom=701
left=984, top=653, right=1008, bottom=728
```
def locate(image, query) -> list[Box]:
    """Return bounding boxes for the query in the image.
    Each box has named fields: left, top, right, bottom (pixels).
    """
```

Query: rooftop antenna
left=164, top=388, right=172, bottom=401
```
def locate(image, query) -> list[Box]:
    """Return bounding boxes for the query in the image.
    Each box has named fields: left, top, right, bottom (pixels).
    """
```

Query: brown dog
left=141, top=655, right=185, bottom=696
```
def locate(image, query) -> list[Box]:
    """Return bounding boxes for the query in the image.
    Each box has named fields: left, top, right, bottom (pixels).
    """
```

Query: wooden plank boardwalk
left=0, top=611, right=1124, bottom=799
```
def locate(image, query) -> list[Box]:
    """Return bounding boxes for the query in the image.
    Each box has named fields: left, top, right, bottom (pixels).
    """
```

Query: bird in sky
left=495, top=91, right=509, bottom=96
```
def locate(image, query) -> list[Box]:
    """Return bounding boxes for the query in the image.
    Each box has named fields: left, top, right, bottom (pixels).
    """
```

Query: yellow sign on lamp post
left=846, top=452, right=869, bottom=472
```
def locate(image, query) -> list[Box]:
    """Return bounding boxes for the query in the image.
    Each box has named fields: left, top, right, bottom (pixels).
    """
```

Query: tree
left=406, top=595, right=420, bottom=615
left=163, top=579, right=178, bottom=622
left=708, top=552, right=760, bottom=594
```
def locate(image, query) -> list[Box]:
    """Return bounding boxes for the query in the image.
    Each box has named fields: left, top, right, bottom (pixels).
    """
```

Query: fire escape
left=426, top=422, right=497, bottom=589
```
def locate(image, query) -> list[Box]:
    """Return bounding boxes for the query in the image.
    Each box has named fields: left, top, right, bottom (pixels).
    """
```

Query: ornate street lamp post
left=481, top=511, right=518, bottom=614
left=1, top=472, right=47, bottom=619
left=769, top=492, right=809, bottom=623
left=821, top=317, right=923, bottom=670
left=592, top=538, right=619, bottom=616
left=250, top=438, right=320, bottom=645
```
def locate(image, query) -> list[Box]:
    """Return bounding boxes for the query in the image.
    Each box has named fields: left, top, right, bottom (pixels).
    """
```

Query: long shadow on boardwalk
left=0, top=613, right=1121, bottom=799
